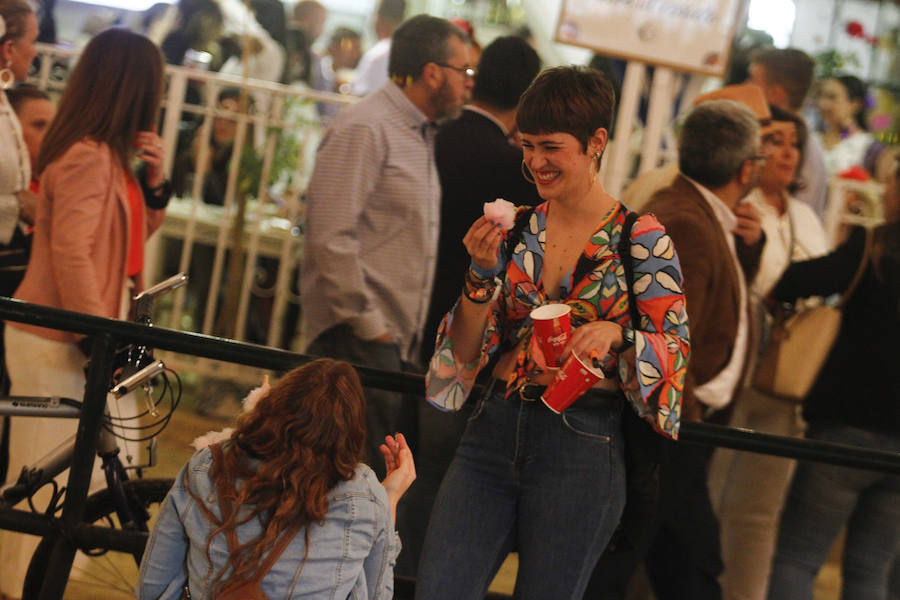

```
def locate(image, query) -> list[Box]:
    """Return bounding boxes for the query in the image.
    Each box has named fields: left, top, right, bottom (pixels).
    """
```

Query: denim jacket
left=138, top=446, right=400, bottom=599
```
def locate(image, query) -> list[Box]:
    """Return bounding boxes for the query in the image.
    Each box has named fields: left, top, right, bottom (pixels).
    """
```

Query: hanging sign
left=555, top=0, right=748, bottom=76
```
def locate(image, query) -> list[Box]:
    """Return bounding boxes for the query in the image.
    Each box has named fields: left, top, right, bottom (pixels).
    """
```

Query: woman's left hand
left=136, top=131, right=165, bottom=189
left=561, top=321, right=624, bottom=363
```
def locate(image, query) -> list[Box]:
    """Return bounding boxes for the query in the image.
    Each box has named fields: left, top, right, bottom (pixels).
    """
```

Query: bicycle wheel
left=22, top=478, right=173, bottom=600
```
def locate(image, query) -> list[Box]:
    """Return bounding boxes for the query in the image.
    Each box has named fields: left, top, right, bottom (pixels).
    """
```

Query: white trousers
left=0, top=326, right=88, bottom=595
left=707, top=386, right=807, bottom=600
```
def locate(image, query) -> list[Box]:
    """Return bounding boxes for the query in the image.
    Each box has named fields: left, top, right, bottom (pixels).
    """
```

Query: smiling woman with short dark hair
left=416, top=66, right=690, bottom=599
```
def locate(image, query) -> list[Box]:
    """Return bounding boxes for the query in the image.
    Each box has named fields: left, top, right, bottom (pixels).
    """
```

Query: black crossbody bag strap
left=618, top=211, right=642, bottom=328
left=606, top=210, right=667, bottom=553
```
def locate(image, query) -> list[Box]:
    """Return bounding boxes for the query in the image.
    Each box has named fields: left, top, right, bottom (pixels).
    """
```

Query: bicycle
left=0, top=273, right=188, bottom=599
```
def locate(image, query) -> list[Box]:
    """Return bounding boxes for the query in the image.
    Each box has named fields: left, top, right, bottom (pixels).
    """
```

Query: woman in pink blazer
left=0, top=28, right=169, bottom=594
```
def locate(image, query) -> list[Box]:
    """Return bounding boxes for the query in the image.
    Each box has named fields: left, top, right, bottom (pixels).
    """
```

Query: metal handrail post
left=37, top=333, right=118, bottom=600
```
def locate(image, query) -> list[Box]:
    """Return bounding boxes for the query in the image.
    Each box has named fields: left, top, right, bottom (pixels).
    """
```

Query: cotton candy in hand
left=483, top=198, right=516, bottom=231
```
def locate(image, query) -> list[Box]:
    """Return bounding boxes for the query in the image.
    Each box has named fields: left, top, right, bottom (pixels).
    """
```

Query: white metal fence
left=29, top=42, right=356, bottom=381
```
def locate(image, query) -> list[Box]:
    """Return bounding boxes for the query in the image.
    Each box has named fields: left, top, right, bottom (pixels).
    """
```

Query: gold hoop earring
left=521, top=160, right=535, bottom=184
left=0, top=68, right=14, bottom=90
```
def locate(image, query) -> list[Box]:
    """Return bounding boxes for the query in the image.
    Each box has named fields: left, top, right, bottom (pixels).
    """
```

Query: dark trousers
left=395, top=399, right=472, bottom=578
left=645, top=440, right=723, bottom=599
left=584, top=439, right=722, bottom=600
left=305, top=324, right=418, bottom=480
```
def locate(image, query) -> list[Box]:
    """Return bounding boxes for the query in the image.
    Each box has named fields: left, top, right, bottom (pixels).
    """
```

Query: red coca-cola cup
left=541, top=352, right=605, bottom=413
left=530, top=304, right=572, bottom=368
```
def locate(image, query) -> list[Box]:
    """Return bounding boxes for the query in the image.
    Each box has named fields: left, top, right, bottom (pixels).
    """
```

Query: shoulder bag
left=752, top=227, right=872, bottom=403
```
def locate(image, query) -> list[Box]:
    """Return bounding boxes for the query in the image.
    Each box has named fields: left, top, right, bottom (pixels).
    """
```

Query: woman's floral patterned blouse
left=425, top=202, right=691, bottom=439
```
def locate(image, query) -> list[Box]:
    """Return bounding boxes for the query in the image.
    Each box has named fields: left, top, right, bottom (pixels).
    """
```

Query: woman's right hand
left=463, top=216, right=504, bottom=273
left=379, top=433, right=416, bottom=522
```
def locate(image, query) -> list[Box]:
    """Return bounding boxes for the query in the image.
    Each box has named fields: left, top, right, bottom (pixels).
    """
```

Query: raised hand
left=733, top=201, right=763, bottom=246
left=379, top=433, right=416, bottom=522
left=135, top=130, right=166, bottom=189
left=463, top=216, right=504, bottom=273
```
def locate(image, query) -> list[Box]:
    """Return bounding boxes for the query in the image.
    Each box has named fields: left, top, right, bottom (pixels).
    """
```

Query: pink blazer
left=11, top=139, right=166, bottom=343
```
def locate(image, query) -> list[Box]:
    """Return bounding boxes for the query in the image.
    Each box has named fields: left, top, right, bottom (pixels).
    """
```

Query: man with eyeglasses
left=301, top=15, right=473, bottom=489
left=390, top=34, right=542, bottom=581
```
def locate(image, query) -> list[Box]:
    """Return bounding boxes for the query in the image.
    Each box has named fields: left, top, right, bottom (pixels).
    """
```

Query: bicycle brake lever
left=110, top=361, right=165, bottom=397
left=142, top=383, right=160, bottom=418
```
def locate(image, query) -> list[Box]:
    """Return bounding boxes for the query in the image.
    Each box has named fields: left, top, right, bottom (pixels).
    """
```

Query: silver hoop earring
left=592, top=152, right=601, bottom=159
left=521, top=160, right=535, bottom=184
left=0, top=68, right=14, bottom=90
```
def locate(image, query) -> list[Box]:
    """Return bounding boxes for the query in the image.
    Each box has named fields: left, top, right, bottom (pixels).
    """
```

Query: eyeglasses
left=435, top=63, right=476, bottom=79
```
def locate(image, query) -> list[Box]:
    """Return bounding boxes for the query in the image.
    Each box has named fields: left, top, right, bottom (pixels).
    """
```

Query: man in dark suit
left=398, top=35, right=541, bottom=579
left=422, top=36, right=542, bottom=364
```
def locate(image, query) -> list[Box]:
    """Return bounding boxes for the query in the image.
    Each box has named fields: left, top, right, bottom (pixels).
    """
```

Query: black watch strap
left=618, top=326, right=635, bottom=352
left=142, top=179, right=172, bottom=209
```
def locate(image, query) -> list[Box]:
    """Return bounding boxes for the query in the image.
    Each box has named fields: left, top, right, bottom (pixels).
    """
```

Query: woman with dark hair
left=710, top=104, right=829, bottom=599
left=0, top=28, right=170, bottom=594
left=816, top=74, right=875, bottom=176
left=415, top=66, right=690, bottom=599
left=138, top=358, right=416, bottom=599
left=766, top=158, right=900, bottom=599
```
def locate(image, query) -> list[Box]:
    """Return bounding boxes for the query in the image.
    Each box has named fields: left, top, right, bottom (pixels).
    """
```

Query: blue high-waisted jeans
left=767, top=422, right=900, bottom=600
left=415, top=382, right=626, bottom=600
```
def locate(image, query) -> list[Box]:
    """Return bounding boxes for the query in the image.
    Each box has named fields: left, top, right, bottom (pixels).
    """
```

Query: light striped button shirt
left=301, top=82, right=440, bottom=363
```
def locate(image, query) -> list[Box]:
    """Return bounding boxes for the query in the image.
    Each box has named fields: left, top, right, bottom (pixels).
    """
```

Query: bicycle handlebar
left=109, top=360, right=167, bottom=397
left=132, top=272, right=188, bottom=321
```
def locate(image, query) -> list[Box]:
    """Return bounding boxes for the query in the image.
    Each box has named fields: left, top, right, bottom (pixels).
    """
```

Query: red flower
left=838, top=165, right=870, bottom=181
left=846, top=21, right=865, bottom=38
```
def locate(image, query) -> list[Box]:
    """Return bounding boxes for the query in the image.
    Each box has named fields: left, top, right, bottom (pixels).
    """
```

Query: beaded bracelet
left=463, top=266, right=498, bottom=304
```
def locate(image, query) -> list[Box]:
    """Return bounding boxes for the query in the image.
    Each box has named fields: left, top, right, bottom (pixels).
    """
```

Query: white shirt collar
left=683, top=175, right=738, bottom=236
left=462, top=105, right=509, bottom=136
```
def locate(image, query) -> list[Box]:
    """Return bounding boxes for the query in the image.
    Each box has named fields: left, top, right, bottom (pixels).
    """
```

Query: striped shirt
left=301, top=82, right=441, bottom=362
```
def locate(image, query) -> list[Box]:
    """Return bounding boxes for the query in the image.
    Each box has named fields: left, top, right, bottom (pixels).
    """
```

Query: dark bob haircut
left=516, top=66, right=616, bottom=153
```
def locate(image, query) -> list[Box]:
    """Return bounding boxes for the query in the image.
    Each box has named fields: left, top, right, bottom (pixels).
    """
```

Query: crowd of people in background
left=0, top=1, right=899, bottom=599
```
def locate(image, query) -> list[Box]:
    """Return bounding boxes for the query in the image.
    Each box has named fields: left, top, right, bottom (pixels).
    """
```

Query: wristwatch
left=618, top=327, right=635, bottom=352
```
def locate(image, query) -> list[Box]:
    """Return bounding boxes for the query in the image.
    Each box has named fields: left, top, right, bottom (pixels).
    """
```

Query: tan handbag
left=752, top=228, right=872, bottom=402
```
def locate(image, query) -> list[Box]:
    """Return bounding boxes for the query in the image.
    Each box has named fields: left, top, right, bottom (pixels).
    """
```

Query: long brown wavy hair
left=188, top=359, right=367, bottom=591
left=36, top=28, right=163, bottom=176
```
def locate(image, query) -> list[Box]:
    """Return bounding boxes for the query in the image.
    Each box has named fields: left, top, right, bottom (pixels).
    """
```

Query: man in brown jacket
left=638, top=97, right=769, bottom=599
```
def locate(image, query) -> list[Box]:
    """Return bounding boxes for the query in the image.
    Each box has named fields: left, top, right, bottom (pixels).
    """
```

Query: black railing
left=6, top=297, right=897, bottom=473
left=0, top=296, right=898, bottom=600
